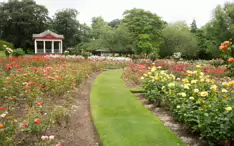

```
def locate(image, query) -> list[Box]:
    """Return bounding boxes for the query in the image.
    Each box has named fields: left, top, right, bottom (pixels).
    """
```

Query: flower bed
left=123, top=59, right=229, bottom=85
left=0, top=55, right=128, bottom=145
left=141, top=65, right=234, bottom=145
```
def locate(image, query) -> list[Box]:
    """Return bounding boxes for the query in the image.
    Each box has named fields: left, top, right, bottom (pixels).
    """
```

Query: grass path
left=90, top=70, right=186, bottom=146
left=0, top=51, right=5, bottom=57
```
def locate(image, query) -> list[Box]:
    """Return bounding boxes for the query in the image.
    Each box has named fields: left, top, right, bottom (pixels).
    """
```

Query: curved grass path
left=90, top=70, right=186, bottom=146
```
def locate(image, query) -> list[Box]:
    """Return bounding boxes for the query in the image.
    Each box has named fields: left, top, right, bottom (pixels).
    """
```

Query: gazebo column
left=34, top=40, right=37, bottom=54
left=43, top=41, right=46, bottom=53
left=60, top=40, right=63, bottom=53
left=52, top=41, right=54, bottom=54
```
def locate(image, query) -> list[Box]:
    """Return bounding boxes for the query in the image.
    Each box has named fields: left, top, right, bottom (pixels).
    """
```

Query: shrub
left=12, top=48, right=25, bottom=57
left=219, top=39, right=234, bottom=76
left=64, top=50, right=70, bottom=56
left=209, top=59, right=224, bottom=67
left=81, top=50, right=92, bottom=59
left=148, top=52, right=159, bottom=61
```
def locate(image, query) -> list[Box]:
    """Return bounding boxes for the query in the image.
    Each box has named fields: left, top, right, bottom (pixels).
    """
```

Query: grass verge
left=90, top=70, right=186, bottom=146
left=129, top=87, right=145, bottom=93
left=0, top=51, right=5, bottom=57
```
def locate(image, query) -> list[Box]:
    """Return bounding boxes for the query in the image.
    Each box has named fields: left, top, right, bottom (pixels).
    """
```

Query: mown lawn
left=90, top=70, right=186, bottom=146
left=0, top=51, right=5, bottom=57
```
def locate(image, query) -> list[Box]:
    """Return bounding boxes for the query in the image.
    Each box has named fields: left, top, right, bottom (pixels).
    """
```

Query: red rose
left=34, top=119, right=41, bottom=125
left=37, top=102, right=43, bottom=107
left=0, top=107, right=6, bottom=111
left=22, top=122, right=27, bottom=127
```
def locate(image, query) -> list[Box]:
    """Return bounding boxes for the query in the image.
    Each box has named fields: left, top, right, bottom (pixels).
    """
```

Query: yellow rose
left=225, top=107, right=232, bottom=111
left=189, top=97, right=195, bottom=100
left=191, top=80, right=198, bottom=84
left=194, top=89, right=199, bottom=93
left=168, top=82, right=175, bottom=88
left=222, top=89, right=228, bottom=93
left=222, top=82, right=228, bottom=87
left=200, top=72, right=204, bottom=76
left=200, top=91, right=208, bottom=97
left=210, top=85, right=217, bottom=91
left=141, top=77, right=144, bottom=80
left=157, top=66, right=162, bottom=70
left=148, top=72, right=152, bottom=75
left=196, top=65, right=201, bottom=68
left=155, top=76, right=159, bottom=80
left=151, top=67, right=156, bottom=72
left=178, top=92, right=186, bottom=97
left=184, top=85, right=190, bottom=89
left=182, top=78, right=189, bottom=83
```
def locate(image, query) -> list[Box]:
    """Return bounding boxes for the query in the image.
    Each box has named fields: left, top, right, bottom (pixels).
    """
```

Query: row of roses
left=141, top=65, right=233, bottom=145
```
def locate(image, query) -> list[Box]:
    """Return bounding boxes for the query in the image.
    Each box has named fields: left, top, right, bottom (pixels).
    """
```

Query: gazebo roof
left=33, top=30, right=64, bottom=40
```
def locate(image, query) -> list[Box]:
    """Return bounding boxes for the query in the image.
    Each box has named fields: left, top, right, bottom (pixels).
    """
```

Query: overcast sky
left=0, top=0, right=232, bottom=27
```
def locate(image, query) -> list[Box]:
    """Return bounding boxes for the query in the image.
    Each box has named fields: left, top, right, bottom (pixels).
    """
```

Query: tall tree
left=160, top=21, right=198, bottom=59
left=52, top=9, right=80, bottom=49
left=0, top=0, right=49, bottom=50
left=91, top=16, right=109, bottom=39
left=108, top=19, right=121, bottom=29
left=190, top=19, right=198, bottom=33
left=122, top=8, right=164, bottom=54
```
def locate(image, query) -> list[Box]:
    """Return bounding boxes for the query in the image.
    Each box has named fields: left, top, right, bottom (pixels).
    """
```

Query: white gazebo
left=33, top=30, right=64, bottom=54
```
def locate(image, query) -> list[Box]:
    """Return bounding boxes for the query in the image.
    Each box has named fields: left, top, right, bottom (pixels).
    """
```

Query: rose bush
left=0, top=55, right=129, bottom=145
left=141, top=65, right=234, bottom=145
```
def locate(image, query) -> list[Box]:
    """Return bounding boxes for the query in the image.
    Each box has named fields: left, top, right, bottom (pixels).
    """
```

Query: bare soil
left=48, top=73, right=100, bottom=146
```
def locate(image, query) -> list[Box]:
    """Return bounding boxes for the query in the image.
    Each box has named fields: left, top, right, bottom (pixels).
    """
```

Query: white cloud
left=0, top=0, right=231, bottom=27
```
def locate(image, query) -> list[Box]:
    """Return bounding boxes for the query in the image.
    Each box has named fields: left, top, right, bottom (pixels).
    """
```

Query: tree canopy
left=0, top=0, right=234, bottom=59
left=0, top=0, right=49, bottom=50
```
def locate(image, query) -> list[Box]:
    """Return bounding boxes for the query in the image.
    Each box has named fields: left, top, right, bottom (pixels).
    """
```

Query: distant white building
left=33, top=30, right=64, bottom=54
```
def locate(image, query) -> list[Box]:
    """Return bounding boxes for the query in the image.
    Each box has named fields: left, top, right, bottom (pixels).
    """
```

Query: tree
left=108, top=19, right=121, bottom=29
left=190, top=19, right=198, bottom=33
left=200, top=4, right=233, bottom=58
left=52, top=9, right=80, bottom=49
left=79, top=23, right=91, bottom=43
left=160, top=21, right=198, bottom=59
left=0, top=0, right=49, bottom=50
left=122, top=8, right=164, bottom=54
left=91, top=16, right=109, bottom=39
left=82, top=18, right=134, bottom=53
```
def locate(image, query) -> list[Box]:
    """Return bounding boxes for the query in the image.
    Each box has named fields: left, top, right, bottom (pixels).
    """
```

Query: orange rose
left=0, top=123, right=3, bottom=129
left=228, top=58, right=234, bottom=63
left=224, top=41, right=230, bottom=45
left=219, top=45, right=228, bottom=51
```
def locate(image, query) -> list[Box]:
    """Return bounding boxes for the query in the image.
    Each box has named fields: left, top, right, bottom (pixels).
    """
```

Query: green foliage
left=0, top=0, right=49, bottom=50
left=108, top=19, right=121, bottom=29
left=12, top=48, right=25, bottom=57
left=81, top=50, right=92, bottom=59
left=148, top=51, right=159, bottom=61
left=122, top=8, right=164, bottom=54
left=52, top=9, right=80, bottom=49
left=52, top=106, right=70, bottom=126
left=83, top=19, right=134, bottom=53
left=160, top=21, right=198, bottom=59
left=0, top=40, right=14, bottom=51
left=190, top=20, right=198, bottom=33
